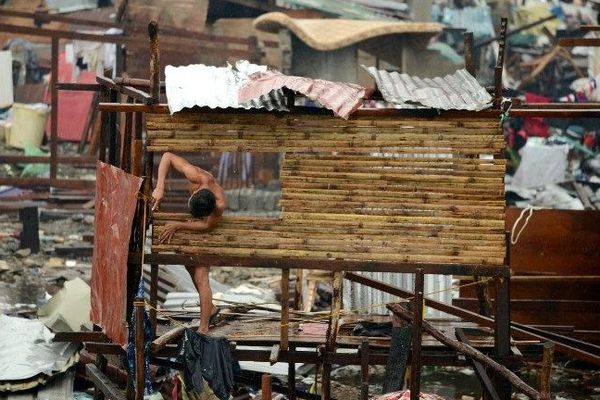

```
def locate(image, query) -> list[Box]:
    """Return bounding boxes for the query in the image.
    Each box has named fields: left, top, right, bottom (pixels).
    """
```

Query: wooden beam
left=559, top=38, right=600, bottom=47
left=131, top=253, right=511, bottom=277
left=454, top=298, right=600, bottom=313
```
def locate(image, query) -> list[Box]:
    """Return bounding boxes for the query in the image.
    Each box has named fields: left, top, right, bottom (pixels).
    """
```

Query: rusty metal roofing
left=239, top=70, right=367, bottom=119
left=364, top=67, right=493, bottom=111
left=165, top=61, right=289, bottom=114
left=254, top=12, right=442, bottom=51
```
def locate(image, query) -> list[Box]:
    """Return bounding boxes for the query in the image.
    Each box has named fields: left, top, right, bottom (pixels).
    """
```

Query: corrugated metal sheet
left=165, top=61, right=289, bottom=114
left=365, top=67, right=493, bottom=111
left=343, top=272, right=453, bottom=318
left=239, top=70, right=366, bottom=119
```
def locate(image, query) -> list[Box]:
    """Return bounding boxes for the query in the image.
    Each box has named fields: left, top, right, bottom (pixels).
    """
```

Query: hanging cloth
left=177, top=329, right=234, bottom=400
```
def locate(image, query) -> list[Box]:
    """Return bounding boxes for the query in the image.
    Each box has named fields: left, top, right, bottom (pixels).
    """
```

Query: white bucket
left=6, top=103, right=50, bottom=149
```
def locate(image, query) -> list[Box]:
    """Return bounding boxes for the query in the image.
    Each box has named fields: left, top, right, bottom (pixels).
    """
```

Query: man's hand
left=152, top=186, right=164, bottom=211
left=158, top=222, right=182, bottom=244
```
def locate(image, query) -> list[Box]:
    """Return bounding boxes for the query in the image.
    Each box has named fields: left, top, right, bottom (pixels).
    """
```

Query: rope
left=510, top=205, right=541, bottom=245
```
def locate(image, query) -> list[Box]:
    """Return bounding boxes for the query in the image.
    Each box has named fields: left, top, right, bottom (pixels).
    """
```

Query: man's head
left=188, top=188, right=216, bottom=218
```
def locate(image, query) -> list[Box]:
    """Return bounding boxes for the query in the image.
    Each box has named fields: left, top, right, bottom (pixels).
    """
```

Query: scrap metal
left=165, top=61, right=289, bottom=114
left=238, top=69, right=366, bottom=118
left=364, top=67, right=493, bottom=111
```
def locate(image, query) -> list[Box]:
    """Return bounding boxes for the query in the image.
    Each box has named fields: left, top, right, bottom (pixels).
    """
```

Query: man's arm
left=152, top=152, right=204, bottom=210
left=158, top=213, right=222, bottom=244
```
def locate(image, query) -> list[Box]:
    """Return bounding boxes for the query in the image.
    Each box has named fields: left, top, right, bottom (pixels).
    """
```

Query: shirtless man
left=151, top=152, right=227, bottom=334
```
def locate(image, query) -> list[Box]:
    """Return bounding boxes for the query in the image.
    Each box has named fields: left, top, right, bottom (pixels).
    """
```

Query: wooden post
left=149, top=264, right=159, bottom=338
left=134, top=298, right=145, bottom=400
left=50, top=37, right=59, bottom=179
left=19, top=206, right=39, bottom=253
left=495, top=18, right=508, bottom=107
left=148, top=21, right=160, bottom=104
left=322, top=271, right=343, bottom=400
left=464, top=32, right=475, bottom=77
left=474, top=276, right=493, bottom=317
left=288, top=343, right=296, bottom=400
left=120, top=98, right=134, bottom=173
left=494, top=276, right=512, bottom=400
left=360, top=339, right=370, bottom=400
left=107, top=89, right=119, bottom=166
left=98, top=87, right=108, bottom=163
left=261, top=374, right=272, bottom=400
left=540, top=342, right=555, bottom=400
left=281, top=268, right=290, bottom=351
left=410, top=269, right=424, bottom=400
left=131, top=112, right=144, bottom=176
left=294, top=269, right=303, bottom=311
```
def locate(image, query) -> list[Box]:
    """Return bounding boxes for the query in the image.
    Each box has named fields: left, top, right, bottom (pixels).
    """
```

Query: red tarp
left=91, top=161, right=142, bottom=346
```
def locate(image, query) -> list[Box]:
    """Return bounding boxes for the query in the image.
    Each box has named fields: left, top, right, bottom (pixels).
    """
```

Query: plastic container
left=6, top=103, right=49, bottom=149
left=0, top=120, right=10, bottom=143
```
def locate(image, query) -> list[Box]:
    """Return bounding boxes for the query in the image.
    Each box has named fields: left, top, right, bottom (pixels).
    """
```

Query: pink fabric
left=45, top=52, right=96, bottom=141
left=239, top=70, right=366, bottom=119
left=299, top=322, right=329, bottom=336
left=372, top=390, right=448, bottom=400
left=91, top=161, right=143, bottom=346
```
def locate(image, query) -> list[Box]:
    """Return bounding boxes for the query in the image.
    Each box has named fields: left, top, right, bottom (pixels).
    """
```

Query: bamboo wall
left=148, top=110, right=506, bottom=267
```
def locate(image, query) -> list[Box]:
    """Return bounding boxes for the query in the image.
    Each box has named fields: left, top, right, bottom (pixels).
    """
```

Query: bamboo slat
left=152, top=244, right=505, bottom=266
left=153, top=214, right=505, bottom=236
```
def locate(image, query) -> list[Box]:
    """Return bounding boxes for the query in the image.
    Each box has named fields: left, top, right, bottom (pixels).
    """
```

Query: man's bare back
left=151, top=152, right=227, bottom=333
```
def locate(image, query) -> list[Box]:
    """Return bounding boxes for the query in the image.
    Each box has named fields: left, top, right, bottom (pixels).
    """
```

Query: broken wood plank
left=86, top=364, right=126, bottom=400
left=382, top=326, right=411, bottom=394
